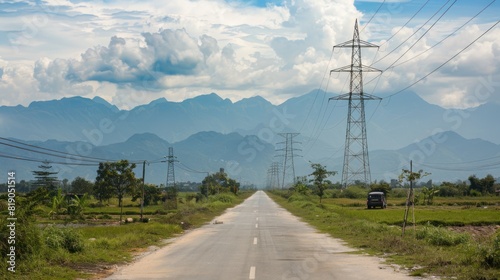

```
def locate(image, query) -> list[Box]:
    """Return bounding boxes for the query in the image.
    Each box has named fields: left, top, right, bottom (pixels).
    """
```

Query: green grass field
left=268, top=191, right=500, bottom=280
left=0, top=191, right=255, bottom=279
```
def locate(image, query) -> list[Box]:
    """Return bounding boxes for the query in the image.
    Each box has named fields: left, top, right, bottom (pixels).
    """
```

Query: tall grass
left=267, top=190, right=500, bottom=280
left=0, top=191, right=255, bottom=279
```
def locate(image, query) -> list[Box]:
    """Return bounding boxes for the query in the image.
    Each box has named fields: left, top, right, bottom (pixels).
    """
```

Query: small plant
left=482, top=234, right=500, bottom=268
left=43, top=226, right=85, bottom=253
left=209, top=193, right=234, bottom=203
left=416, top=225, right=470, bottom=246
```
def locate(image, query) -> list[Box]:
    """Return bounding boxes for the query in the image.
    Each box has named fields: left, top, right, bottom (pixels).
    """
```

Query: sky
left=0, top=0, right=498, bottom=109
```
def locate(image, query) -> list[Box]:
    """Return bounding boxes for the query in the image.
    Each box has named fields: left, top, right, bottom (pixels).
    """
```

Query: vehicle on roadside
left=367, top=191, right=386, bottom=209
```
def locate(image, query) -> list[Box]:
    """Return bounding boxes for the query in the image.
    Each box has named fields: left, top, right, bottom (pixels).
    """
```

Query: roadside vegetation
left=0, top=162, right=254, bottom=279
left=267, top=177, right=500, bottom=280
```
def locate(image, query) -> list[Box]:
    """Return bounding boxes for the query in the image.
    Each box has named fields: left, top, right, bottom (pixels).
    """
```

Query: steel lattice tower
left=329, top=20, right=381, bottom=188
left=166, top=147, right=178, bottom=188
left=276, top=133, right=301, bottom=189
left=267, top=161, right=281, bottom=189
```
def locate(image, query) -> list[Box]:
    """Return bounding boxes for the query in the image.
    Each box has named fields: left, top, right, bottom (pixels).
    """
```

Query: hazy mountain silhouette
left=1, top=91, right=499, bottom=185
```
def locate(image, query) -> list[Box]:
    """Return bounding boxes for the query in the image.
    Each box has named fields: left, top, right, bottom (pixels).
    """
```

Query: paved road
left=107, top=191, right=418, bottom=280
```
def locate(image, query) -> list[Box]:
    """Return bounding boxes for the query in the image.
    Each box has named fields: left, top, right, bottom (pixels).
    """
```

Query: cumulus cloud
left=0, top=0, right=498, bottom=109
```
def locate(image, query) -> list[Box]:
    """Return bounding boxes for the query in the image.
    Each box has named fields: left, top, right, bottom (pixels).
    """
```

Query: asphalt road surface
left=107, top=191, right=419, bottom=280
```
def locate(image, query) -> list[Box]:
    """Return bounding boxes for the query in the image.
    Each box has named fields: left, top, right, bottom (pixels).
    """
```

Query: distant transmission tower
left=267, top=162, right=281, bottom=189
left=276, top=133, right=301, bottom=189
left=329, top=19, right=381, bottom=188
left=165, top=147, right=178, bottom=188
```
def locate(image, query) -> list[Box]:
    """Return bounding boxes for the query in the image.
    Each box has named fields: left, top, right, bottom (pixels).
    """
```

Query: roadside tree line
left=279, top=163, right=499, bottom=204
left=0, top=160, right=242, bottom=220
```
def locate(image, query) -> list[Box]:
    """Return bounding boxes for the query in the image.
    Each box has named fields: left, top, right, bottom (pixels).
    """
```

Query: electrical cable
left=0, top=153, right=100, bottom=166
left=392, top=0, right=496, bottom=69
left=299, top=48, right=335, bottom=133
left=360, top=0, right=386, bottom=32
left=380, top=0, right=431, bottom=47
left=0, top=137, right=112, bottom=162
left=372, top=0, right=454, bottom=66
left=382, top=0, right=458, bottom=71
left=386, top=20, right=499, bottom=99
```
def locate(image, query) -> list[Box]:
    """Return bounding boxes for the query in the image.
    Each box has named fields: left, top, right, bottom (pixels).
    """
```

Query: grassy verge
left=0, top=191, right=254, bottom=279
left=267, top=190, right=500, bottom=280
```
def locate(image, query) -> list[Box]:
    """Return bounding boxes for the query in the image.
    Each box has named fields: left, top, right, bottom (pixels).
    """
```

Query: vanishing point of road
left=107, top=191, right=420, bottom=280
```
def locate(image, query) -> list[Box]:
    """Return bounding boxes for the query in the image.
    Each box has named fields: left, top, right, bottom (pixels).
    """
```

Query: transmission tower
left=165, top=147, right=178, bottom=188
left=329, top=19, right=381, bottom=188
left=267, top=161, right=281, bottom=189
left=276, top=133, right=301, bottom=189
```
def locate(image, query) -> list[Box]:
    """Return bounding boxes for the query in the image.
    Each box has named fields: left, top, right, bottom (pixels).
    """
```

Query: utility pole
left=402, top=160, right=415, bottom=237
left=140, top=160, right=147, bottom=220
left=276, top=133, right=301, bottom=189
left=329, top=19, right=381, bottom=188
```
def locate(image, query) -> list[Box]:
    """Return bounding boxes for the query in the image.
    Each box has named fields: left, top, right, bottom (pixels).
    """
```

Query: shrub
left=0, top=200, right=7, bottom=211
left=416, top=225, right=469, bottom=246
left=42, top=226, right=85, bottom=253
left=341, top=186, right=368, bottom=199
left=287, top=194, right=309, bottom=203
left=482, top=233, right=500, bottom=268
left=209, top=194, right=234, bottom=203
left=98, top=214, right=112, bottom=219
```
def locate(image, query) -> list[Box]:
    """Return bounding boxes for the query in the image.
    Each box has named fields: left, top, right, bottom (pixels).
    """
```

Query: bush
left=341, top=186, right=368, bottom=199
left=0, top=200, right=7, bottom=211
left=416, top=225, right=469, bottom=246
left=209, top=194, right=234, bottom=203
left=482, top=234, right=500, bottom=268
left=287, top=193, right=309, bottom=203
left=42, top=226, right=85, bottom=253
left=98, top=214, right=112, bottom=219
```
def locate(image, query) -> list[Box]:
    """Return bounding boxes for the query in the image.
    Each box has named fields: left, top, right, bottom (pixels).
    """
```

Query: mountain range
left=1, top=91, right=499, bottom=186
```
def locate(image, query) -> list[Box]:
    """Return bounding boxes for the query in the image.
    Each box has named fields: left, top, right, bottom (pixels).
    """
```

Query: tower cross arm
left=329, top=92, right=382, bottom=101
left=333, top=39, right=379, bottom=49
left=330, top=65, right=382, bottom=73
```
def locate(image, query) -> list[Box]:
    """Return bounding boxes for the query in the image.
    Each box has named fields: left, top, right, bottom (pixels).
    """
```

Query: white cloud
left=0, top=0, right=498, bottom=109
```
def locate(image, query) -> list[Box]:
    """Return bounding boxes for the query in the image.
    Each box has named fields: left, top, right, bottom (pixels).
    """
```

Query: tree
left=421, top=186, right=439, bottom=205
left=292, top=181, right=310, bottom=195
left=227, top=178, right=240, bottom=195
left=201, top=169, right=240, bottom=196
left=399, top=166, right=430, bottom=236
left=49, top=188, right=67, bottom=219
left=68, top=193, right=90, bottom=218
left=61, top=178, right=70, bottom=192
left=468, top=174, right=496, bottom=195
left=95, top=160, right=138, bottom=223
left=71, top=177, right=94, bottom=195
left=132, top=184, right=161, bottom=206
left=308, top=163, right=336, bottom=203
left=32, top=160, right=59, bottom=196
left=370, top=181, right=391, bottom=195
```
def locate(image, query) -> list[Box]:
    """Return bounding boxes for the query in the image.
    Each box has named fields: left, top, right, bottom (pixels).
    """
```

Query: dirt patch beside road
left=449, top=225, right=500, bottom=240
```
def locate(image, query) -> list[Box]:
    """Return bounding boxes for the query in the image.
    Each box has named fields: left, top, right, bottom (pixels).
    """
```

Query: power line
left=386, top=20, right=499, bottom=99
left=420, top=161, right=500, bottom=171
left=380, top=0, right=458, bottom=71
left=392, top=0, right=496, bottom=69
left=372, top=0, right=454, bottom=66
left=360, top=0, right=386, bottom=32
left=0, top=153, right=100, bottom=166
left=177, top=161, right=208, bottom=174
left=0, top=138, right=109, bottom=163
left=379, top=0, right=431, bottom=47
left=0, top=138, right=162, bottom=166
left=299, top=49, right=335, bottom=133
